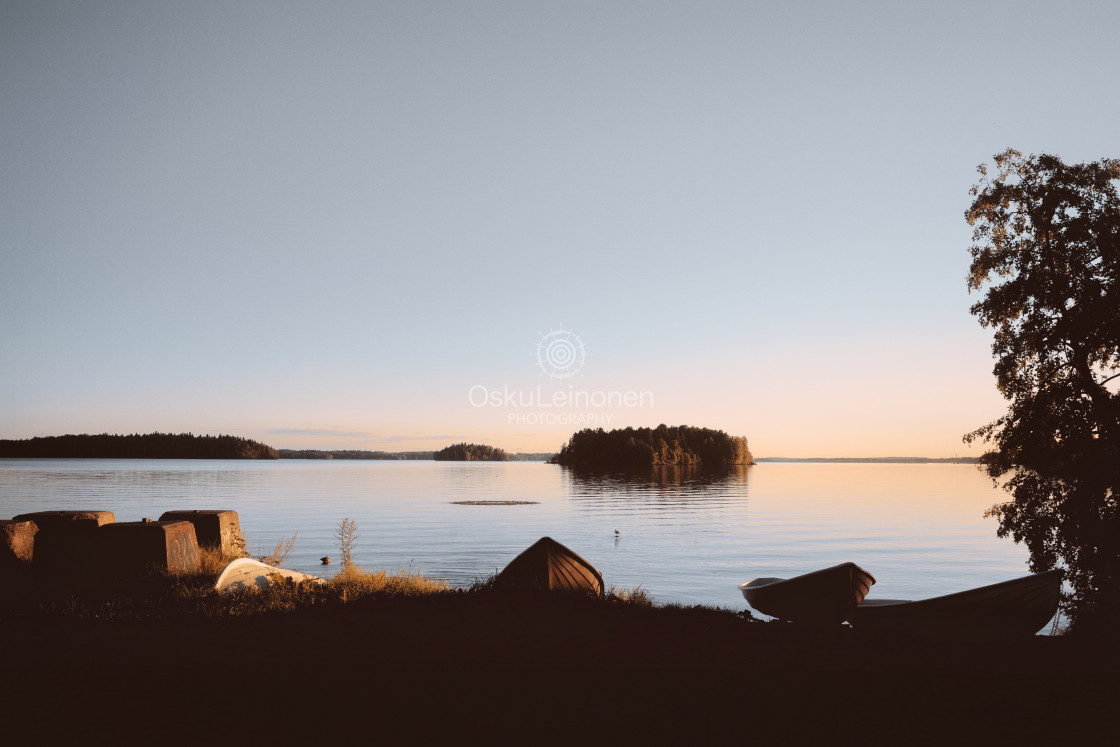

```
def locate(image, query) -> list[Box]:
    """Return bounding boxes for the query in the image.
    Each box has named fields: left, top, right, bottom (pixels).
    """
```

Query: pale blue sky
left=2, top=1, right=1117, bottom=455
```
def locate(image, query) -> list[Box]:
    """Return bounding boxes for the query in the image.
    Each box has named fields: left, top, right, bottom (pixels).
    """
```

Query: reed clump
left=606, top=584, right=654, bottom=607
left=331, top=565, right=451, bottom=598
left=334, top=518, right=358, bottom=569
left=259, top=532, right=297, bottom=567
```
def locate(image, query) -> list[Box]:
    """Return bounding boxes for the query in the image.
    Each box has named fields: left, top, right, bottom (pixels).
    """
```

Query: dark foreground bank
left=2, top=589, right=1117, bottom=745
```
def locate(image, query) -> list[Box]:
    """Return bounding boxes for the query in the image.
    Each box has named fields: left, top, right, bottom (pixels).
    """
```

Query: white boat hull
left=214, top=558, right=325, bottom=593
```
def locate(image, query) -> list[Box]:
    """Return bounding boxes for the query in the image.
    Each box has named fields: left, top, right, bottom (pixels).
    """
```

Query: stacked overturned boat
left=740, top=563, right=1062, bottom=638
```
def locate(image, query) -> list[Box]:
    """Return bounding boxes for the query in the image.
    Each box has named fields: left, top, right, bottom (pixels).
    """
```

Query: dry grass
left=204, top=565, right=454, bottom=615
left=259, top=532, right=297, bottom=567
left=198, top=547, right=232, bottom=576
left=331, top=565, right=452, bottom=598
left=335, top=518, right=359, bottom=569
left=325, top=518, right=451, bottom=599
left=606, top=584, right=654, bottom=607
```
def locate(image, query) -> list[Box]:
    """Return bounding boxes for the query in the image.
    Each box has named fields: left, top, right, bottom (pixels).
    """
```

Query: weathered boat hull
left=214, top=558, right=324, bottom=593
left=739, top=562, right=876, bottom=625
left=494, top=536, right=604, bottom=595
left=850, top=569, right=1063, bottom=638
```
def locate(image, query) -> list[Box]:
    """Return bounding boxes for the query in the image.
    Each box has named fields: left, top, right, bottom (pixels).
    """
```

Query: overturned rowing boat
left=494, top=536, right=604, bottom=595
left=214, top=558, right=325, bottom=593
left=739, top=562, right=876, bottom=625
left=850, top=569, right=1062, bottom=638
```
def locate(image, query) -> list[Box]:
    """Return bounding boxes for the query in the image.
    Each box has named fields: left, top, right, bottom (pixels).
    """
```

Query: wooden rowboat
left=494, top=536, right=604, bottom=595
left=214, top=558, right=325, bottom=594
left=739, top=562, right=876, bottom=625
left=850, top=569, right=1062, bottom=638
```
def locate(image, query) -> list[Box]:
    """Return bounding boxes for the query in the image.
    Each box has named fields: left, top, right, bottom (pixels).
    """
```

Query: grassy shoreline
left=2, top=564, right=1118, bottom=743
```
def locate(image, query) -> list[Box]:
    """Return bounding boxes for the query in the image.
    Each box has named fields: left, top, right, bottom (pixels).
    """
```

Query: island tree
left=551, top=425, right=752, bottom=468
left=434, top=443, right=509, bottom=461
left=964, top=148, right=1120, bottom=633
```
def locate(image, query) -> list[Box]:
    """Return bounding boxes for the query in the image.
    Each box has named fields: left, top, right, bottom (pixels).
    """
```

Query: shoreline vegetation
left=0, top=432, right=278, bottom=459
left=2, top=553, right=1116, bottom=742
left=279, top=449, right=554, bottom=460
left=433, top=442, right=509, bottom=461
left=549, top=425, right=753, bottom=468
left=2, top=510, right=1115, bottom=740
left=0, top=432, right=977, bottom=463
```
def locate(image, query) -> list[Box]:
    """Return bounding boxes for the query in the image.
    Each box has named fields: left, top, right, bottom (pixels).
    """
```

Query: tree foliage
left=0, top=432, right=278, bottom=459
left=964, top=148, right=1120, bottom=633
left=550, top=425, right=753, bottom=468
left=433, top=443, right=510, bottom=461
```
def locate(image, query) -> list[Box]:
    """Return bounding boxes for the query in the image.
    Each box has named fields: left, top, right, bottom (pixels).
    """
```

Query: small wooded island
left=434, top=443, right=510, bottom=461
left=0, top=433, right=278, bottom=459
left=550, top=425, right=753, bottom=468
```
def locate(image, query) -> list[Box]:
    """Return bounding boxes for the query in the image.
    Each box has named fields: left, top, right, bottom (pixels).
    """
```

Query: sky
left=2, top=0, right=1118, bottom=456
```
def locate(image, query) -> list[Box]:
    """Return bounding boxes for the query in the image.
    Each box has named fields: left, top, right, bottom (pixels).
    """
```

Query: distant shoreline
left=278, top=449, right=554, bottom=461
left=1, top=454, right=978, bottom=464
left=0, top=433, right=277, bottom=459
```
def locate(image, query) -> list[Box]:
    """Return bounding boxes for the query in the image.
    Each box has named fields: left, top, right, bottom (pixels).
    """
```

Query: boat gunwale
left=739, top=561, right=876, bottom=592
left=738, top=562, right=877, bottom=625
left=856, top=568, right=1062, bottom=609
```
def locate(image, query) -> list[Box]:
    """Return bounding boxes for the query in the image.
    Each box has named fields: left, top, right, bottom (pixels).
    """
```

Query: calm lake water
left=0, top=459, right=1034, bottom=612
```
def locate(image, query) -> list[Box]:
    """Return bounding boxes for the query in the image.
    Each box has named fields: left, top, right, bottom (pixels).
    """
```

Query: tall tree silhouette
left=964, top=148, right=1120, bottom=633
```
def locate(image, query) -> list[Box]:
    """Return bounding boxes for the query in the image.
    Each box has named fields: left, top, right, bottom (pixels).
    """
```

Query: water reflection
left=566, top=464, right=752, bottom=508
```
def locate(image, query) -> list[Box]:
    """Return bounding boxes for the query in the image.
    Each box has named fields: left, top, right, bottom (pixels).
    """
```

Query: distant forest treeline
left=508, top=453, right=556, bottom=462
left=279, top=449, right=552, bottom=461
left=550, top=425, right=753, bottom=468
left=279, top=449, right=435, bottom=460
left=0, top=433, right=278, bottom=459
left=434, top=443, right=510, bottom=461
